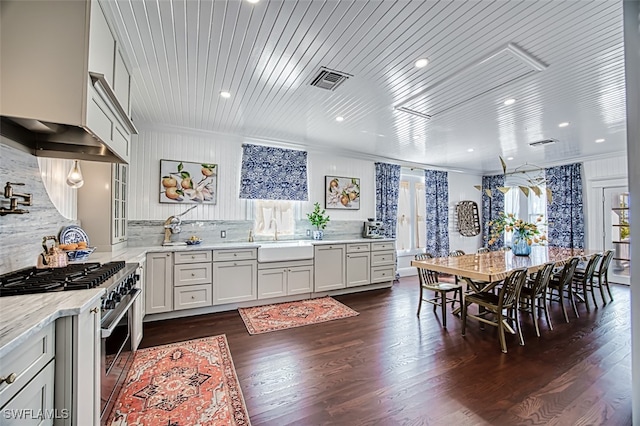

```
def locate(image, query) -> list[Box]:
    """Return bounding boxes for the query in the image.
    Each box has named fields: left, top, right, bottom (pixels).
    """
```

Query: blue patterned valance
left=545, top=163, right=585, bottom=248
left=425, top=170, right=450, bottom=257
left=239, top=144, right=308, bottom=201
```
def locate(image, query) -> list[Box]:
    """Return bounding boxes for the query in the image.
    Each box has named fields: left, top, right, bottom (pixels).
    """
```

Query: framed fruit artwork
left=160, top=159, right=218, bottom=204
left=325, top=176, right=360, bottom=210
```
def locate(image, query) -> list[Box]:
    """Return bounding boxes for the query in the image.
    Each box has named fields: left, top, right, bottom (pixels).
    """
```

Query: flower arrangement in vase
left=489, top=212, right=547, bottom=256
left=307, top=202, right=330, bottom=240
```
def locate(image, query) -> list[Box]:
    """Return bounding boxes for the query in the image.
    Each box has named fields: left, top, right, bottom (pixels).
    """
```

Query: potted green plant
left=307, top=202, right=330, bottom=240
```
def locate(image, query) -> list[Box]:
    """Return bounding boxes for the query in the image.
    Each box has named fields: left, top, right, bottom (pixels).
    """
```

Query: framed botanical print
left=160, top=160, right=218, bottom=204
left=325, top=176, right=360, bottom=210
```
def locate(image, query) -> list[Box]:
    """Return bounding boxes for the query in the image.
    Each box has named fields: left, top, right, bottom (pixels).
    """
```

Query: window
left=396, top=169, right=426, bottom=252
left=250, top=200, right=297, bottom=237
left=503, top=173, right=547, bottom=244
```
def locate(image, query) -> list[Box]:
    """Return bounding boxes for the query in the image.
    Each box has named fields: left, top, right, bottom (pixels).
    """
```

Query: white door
left=602, top=186, right=630, bottom=285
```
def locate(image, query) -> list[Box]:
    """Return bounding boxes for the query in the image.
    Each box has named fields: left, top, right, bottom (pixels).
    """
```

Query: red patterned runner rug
left=107, top=335, right=250, bottom=426
left=238, top=296, right=359, bottom=335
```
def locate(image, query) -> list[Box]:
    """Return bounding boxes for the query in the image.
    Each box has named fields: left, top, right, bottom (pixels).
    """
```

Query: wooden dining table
left=411, top=246, right=596, bottom=293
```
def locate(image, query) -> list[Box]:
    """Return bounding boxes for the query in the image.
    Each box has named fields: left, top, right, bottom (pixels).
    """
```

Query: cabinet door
left=111, top=164, right=127, bottom=245
left=257, top=267, right=287, bottom=299
left=132, top=263, right=145, bottom=351
left=0, top=361, right=55, bottom=426
left=287, top=265, right=313, bottom=294
left=145, top=252, right=173, bottom=314
left=73, top=300, right=101, bottom=425
left=88, top=0, right=115, bottom=85
left=314, top=245, right=346, bottom=292
left=347, top=251, right=371, bottom=287
left=213, top=260, right=257, bottom=304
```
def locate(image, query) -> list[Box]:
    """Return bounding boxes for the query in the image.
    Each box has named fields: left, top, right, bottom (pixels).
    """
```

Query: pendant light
left=66, top=160, right=84, bottom=188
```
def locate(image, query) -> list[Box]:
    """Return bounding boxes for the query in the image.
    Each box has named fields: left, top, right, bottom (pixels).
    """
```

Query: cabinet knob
left=90, top=307, right=99, bottom=314
left=191, top=296, right=195, bottom=300
left=233, top=253, right=237, bottom=257
left=0, top=373, right=17, bottom=384
left=191, top=255, right=195, bottom=259
left=167, top=253, right=170, bottom=257
left=191, top=273, right=195, bottom=277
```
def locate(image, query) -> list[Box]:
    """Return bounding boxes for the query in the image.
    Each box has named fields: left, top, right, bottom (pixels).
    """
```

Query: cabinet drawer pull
left=0, top=373, right=17, bottom=384
left=191, top=273, right=195, bottom=277
left=191, top=296, right=195, bottom=300
left=191, top=255, right=195, bottom=259
left=90, top=307, right=99, bottom=314
left=234, top=253, right=237, bottom=257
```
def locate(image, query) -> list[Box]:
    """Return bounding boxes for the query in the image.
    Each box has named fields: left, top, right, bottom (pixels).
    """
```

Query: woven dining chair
left=415, top=253, right=463, bottom=328
left=477, top=247, right=490, bottom=254
left=518, top=262, right=555, bottom=337
left=547, top=257, right=580, bottom=322
left=461, top=267, right=529, bottom=353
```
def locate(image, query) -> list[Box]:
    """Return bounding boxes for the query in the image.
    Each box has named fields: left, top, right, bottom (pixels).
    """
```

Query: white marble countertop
left=0, top=237, right=395, bottom=357
left=0, top=287, right=104, bottom=358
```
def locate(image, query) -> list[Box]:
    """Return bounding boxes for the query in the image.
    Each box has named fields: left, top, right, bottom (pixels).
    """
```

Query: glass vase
left=511, top=234, right=531, bottom=256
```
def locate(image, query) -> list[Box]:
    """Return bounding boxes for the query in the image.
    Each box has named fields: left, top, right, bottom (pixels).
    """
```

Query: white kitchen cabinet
left=370, top=241, right=396, bottom=284
left=346, top=251, right=371, bottom=287
left=314, top=244, right=346, bottom=292
left=257, top=259, right=313, bottom=299
left=213, top=249, right=257, bottom=304
left=145, top=252, right=173, bottom=314
left=77, top=162, right=128, bottom=252
left=0, top=324, right=55, bottom=422
left=55, top=299, right=101, bottom=426
left=1, top=362, right=55, bottom=426
left=0, top=0, right=136, bottom=163
left=173, top=250, right=213, bottom=310
left=132, top=262, right=145, bottom=351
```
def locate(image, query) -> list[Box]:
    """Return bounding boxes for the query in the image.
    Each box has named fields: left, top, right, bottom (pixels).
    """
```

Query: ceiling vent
left=310, top=67, right=352, bottom=91
left=529, top=138, right=557, bottom=147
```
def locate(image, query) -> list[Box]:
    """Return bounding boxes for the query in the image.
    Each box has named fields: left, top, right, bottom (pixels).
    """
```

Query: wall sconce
left=66, top=160, right=84, bottom=188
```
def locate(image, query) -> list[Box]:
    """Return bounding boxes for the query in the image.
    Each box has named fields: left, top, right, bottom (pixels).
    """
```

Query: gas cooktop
left=0, top=261, right=131, bottom=297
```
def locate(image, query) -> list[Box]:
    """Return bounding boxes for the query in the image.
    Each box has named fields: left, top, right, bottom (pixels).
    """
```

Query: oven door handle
left=101, top=288, right=141, bottom=339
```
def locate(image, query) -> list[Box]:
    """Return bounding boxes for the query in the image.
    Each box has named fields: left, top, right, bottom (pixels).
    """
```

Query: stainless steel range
left=0, top=261, right=141, bottom=421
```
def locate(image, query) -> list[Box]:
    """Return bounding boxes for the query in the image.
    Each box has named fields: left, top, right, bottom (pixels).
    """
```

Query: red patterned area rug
left=107, top=335, right=250, bottom=426
left=238, top=296, right=359, bottom=335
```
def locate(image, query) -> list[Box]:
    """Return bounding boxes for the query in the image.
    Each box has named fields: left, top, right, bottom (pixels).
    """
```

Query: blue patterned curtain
left=239, top=144, right=308, bottom=200
left=545, top=163, right=585, bottom=248
left=375, top=163, right=401, bottom=238
left=425, top=170, right=450, bottom=257
left=482, top=174, right=506, bottom=250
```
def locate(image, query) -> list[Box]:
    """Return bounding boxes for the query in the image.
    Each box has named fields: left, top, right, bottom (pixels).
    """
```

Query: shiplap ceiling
left=102, top=0, right=627, bottom=173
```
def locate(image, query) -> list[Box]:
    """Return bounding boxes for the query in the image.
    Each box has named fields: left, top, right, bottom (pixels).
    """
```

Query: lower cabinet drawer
left=371, top=251, right=395, bottom=266
left=174, top=263, right=212, bottom=286
left=371, top=266, right=395, bottom=283
left=0, top=323, right=55, bottom=407
left=174, top=250, right=212, bottom=264
left=174, top=284, right=213, bottom=310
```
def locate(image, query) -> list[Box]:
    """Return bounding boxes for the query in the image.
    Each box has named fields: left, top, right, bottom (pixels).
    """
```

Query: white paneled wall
left=583, top=155, right=628, bottom=180
left=448, top=172, right=483, bottom=253
left=305, top=152, right=375, bottom=221
left=36, top=157, right=77, bottom=220
left=130, top=125, right=377, bottom=221
left=130, top=127, right=246, bottom=220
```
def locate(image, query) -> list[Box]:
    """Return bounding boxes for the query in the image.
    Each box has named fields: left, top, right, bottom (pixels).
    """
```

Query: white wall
left=129, top=125, right=376, bottom=222
left=448, top=171, right=484, bottom=254
left=623, top=1, right=639, bottom=422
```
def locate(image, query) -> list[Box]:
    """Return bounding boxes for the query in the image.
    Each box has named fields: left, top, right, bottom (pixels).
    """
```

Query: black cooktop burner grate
left=0, top=261, right=126, bottom=297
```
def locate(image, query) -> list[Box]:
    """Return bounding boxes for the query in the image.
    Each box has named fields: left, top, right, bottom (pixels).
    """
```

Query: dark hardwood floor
left=141, top=277, right=632, bottom=425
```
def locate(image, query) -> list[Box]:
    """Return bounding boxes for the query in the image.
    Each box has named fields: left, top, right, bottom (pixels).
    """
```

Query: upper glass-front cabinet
left=610, top=192, right=630, bottom=277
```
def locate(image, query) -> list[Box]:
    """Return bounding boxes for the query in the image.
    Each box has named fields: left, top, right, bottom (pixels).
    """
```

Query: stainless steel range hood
left=0, top=116, right=126, bottom=163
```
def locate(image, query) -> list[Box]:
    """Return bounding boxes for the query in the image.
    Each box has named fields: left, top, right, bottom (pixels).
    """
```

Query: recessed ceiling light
left=507, top=156, right=514, bottom=160
left=246, top=0, right=259, bottom=3
left=558, top=122, right=570, bottom=128
left=503, top=98, right=516, bottom=106
left=467, top=148, right=474, bottom=153
left=413, top=135, right=421, bottom=140
left=220, top=91, right=231, bottom=98
left=595, top=138, right=605, bottom=143
left=414, top=58, right=429, bottom=68
left=335, top=116, right=344, bottom=122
